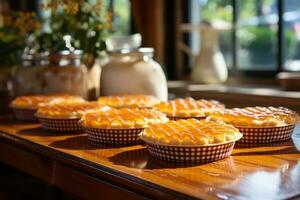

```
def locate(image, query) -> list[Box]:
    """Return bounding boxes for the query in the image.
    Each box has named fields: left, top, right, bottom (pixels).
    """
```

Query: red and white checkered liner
left=144, top=141, right=237, bottom=163
left=12, top=108, right=37, bottom=121
left=84, top=126, right=144, bottom=145
left=38, top=117, right=83, bottom=133
left=237, top=124, right=295, bottom=143
left=167, top=116, right=206, bottom=121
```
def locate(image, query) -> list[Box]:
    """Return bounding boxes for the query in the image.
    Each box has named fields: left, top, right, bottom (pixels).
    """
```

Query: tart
left=10, top=95, right=84, bottom=121
left=154, top=97, right=224, bottom=120
left=208, top=106, right=299, bottom=143
left=97, top=94, right=160, bottom=108
left=36, top=101, right=107, bottom=132
left=139, top=119, right=242, bottom=162
left=81, top=108, right=169, bottom=144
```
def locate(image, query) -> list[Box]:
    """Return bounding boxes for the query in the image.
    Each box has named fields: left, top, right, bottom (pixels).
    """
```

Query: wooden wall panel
left=131, top=0, right=165, bottom=64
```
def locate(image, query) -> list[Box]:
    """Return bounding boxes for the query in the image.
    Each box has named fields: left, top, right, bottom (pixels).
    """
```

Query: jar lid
left=59, top=49, right=83, bottom=56
left=21, top=35, right=39, bottom=61
left=106, top=33, right=142, bottom=52
left=21, top=35, right=50, bottom=65
left=109, top=47, right=154, bottom=57
left=55, top=35, right=82, bottom=56
left=50, top=35, right=83, bottom=61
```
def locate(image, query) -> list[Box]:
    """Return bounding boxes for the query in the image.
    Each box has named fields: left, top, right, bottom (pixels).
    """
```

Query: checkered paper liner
left=83, top=126, right=144, bottom=145
left=11, top=107, right=37, bottom=121
left=37, top=117, right=83, bottom=133
left=143, top=141, right=237, bottom=163
left=237, top=124, right=295, bottom=143
left=167, top=116, right=206, bottom=121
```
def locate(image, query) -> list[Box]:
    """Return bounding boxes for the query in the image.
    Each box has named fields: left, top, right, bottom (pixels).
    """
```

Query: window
left=284, top=0, right=300, bottom=71
left=182, top=0, right=300, bottom=75
left=110, top=0, right=131, bottom=35
left=236, top=0, right=278, bottom=71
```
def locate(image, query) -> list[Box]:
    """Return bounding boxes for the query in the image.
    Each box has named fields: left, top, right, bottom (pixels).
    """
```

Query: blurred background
left=2, top=0, right=300, bottom=81
left=1, top=0, right=300, bottom=199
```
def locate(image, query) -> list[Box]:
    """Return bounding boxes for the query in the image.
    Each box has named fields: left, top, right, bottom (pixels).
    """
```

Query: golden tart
left=154, top=97, right=224, bottom=119
left=140, top=119, right=241, bottom=162
left=10, top=95, right=84, bottom=121
left=140, top=119, right=241, bottom=146
left=81, top=108, right=168, bottom=144
left=97, top=94, right=160, bottom=108
left=36, top=101, right=108, bottom=132
left=10, top=95, right=84, bottom=110
left=36, top=101, right=107, bottom=119
left=208, top=107, right=299, bottom=143
left=208, top=107, right=299, bottom=127
left=81, top=107, right=168, bottom=129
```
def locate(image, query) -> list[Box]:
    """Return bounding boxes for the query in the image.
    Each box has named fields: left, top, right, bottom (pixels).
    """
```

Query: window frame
left=231, top=0, right=284, bottom=75
left=175, top=0, right=292, bottom=79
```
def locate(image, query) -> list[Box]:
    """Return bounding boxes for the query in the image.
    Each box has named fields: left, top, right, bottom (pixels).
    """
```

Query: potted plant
left=0, top=12, right=39, bottom=112
left=38, top=0, right=113, bottom=99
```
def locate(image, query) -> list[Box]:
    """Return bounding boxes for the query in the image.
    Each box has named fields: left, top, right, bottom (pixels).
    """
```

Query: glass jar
left=11, top=37, right=48, bottom=96
left=101, top=48, right=168, bottom=101
left=41, top=49, right=88, bottom=98
left=12, top=35, right=88, bottom=99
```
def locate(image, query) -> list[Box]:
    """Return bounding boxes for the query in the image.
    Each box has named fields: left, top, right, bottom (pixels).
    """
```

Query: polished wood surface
left=1, top=115, right=300, bottom=199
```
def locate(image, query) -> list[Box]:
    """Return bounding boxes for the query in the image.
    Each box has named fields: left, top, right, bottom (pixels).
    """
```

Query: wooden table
left=1, top=115, right=300, bottom=200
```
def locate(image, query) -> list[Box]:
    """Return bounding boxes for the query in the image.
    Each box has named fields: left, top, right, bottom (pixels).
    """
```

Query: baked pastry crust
left=154, top=97, right=224, bottom=118
left=139, top=119, right=241, bottom=146
left=97, top=95, right=160, bottom=108
left=10, top=95, right=84, bottom=109
left=81, top=108, right=168, bottom=129
left=208, top=106, right=299, bottom=127
left=36, top=101, right=107, bottom=119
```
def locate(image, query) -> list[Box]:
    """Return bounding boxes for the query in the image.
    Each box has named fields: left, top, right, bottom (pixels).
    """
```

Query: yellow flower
left=62, top=1, right=79, bottom=15
left=106, top=21, right=112, bottom=30
left=97, top=23, right=103, bottom=31
left=106, top=9, right=113, bottom=30
left=69, top=3, right=79, bottom=15
left=11, top=11, right=40, bottom=36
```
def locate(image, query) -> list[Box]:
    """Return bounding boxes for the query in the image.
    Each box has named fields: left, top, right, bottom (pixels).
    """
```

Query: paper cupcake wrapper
left=167, top=116, right=206, bottom=121
left=237, top=124, right=295, bottom=143
left=145, top=141, right=236, bottom=163
left=84, top=126, right=144, bottom=145
left=11, top=108, right=37, bottom=121
left=38, top=117, right=83, bottom=132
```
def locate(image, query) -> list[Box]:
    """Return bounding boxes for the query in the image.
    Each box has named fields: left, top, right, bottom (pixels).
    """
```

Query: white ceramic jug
left=191, top=27, right=228, bottom=83
left=180, top=22, right=229, bottom=83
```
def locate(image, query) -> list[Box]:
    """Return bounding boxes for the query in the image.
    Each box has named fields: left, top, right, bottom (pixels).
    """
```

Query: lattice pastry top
left=154, top=97, right=224, bottom=117
left=81, top=108, right=168, bottom=129
left=139, top=119, right=241, bottom=146
left=97, top=95, right=160, bottom=108
left=208, top=106, right=299, bottom=127
left=10, top=95, right=85, bottom=109
left=36, top=101, right=107, bottom=119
